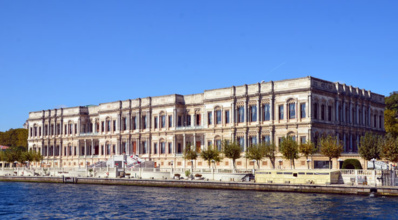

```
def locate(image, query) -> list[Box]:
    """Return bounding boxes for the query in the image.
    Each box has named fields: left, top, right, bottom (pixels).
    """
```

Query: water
left=0, top=182, right=397, bottom=219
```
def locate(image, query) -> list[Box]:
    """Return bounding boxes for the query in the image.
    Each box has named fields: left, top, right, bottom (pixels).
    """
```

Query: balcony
left=175, top=126, right=203, bottom=130
left=79, top=132, right=99, bottom=137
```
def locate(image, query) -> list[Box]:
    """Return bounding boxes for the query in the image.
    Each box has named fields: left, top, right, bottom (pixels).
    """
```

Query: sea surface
left=0, top=182, right=397, bottom=219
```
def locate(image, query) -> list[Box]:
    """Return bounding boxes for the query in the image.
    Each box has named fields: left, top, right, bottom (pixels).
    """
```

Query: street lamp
left=278, top=159, right=283, bottom=169
left=371, top=158, right=376, bottom=170
left=251, top=159, right=256, bottom=174
left=307, top=159, right=312, bottom=170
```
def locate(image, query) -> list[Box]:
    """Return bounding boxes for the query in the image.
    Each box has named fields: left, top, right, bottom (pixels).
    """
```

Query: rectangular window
left=238, top=106, right=244, bottom=123
left=168, top=115, right=172, bottom=127
left=216, top=140, right=222, bottom=151
left=328, top=106, right=332, bottom=121
left=262, top=135, right=270, bottom=144
left=225, top=110, right=230, bottom=124
left=161, top=142, right=165, bottom=154
left=132, top=116, right=136, bottom=130
left=107, top=120, right=111, bottom=132
left=154, top=116, right=158, bottom=129
left=154, top=143, right=158, bottom=154
left=279, top=105, right=284, bottom=120
left=250, top=136, right=257, bottom=146
left=123, top=118, right=127, bottom=130
left=178, top=116, right=182, bottom=127
left=142, top=116, right=147, bottom=129
left=289, top=103, right=295, bottom=119
left=161, top=115, right=166, bottom=128
left=177, top=143, right=182, bottom=154
left=314, top=104, right=318, bottom=120
left=208, top=112, right=213, bottom=125
left=321, top=105, right=325, bottom=120
left=216, top=110, right=222, bottom=124
left=113, top=120, right=116, bottom=132
left=263, top=104, right=270, bottom=121
left=300, top=136, right=306, bottom=144
left=196, top=114, right=201, bottom=126
left=186, top=115, right=191, bottom=126
left=168, top=143, right=172, bottom=154
left=250, top=106, right=257, bottom=122
left=300, top=103, right=306, bottom=118
left=238, top=137, right=244, bottom=152
left=142, top=141, right=147, bottom=154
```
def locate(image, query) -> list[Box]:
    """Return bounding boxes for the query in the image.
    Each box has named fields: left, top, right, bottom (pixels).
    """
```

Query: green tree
left=359, top=133, right=382, bottom=168
left=200, top=145, right=222, bottom=169
left=299, top=141, right=316, bottom=169
left=385, top=92, right=398, bottom=138
left=320, top=135, right=343, bottom=169
left=33, top=151, right=43, bottom=168
left=245, top=143, right=266, bottom=169
left=264, top=142, right=277, bottom=169
left=381, top=134, right=398, bottom=163
left=183, top=144, right=198, bottom=173
left=0, top=128, right=28, bottom=148
left=222, top=140, right=241, bottom=171
left=279, top=136, right=299, bottom=169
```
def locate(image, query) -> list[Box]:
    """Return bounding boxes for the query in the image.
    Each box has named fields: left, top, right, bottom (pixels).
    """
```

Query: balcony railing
left=79, top=132, right=99, bottom=136
left=175, top=126, right=203, bottom=130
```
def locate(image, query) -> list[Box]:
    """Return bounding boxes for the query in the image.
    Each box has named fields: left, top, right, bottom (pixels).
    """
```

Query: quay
left=1, top=175, right=397, bottom=197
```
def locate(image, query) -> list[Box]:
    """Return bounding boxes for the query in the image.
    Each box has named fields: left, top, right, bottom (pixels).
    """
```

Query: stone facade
left=27, top=76, right=385, bottom=169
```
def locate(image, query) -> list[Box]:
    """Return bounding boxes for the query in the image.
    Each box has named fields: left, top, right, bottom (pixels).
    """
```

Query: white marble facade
left=27, top=76, right=385, bottom=169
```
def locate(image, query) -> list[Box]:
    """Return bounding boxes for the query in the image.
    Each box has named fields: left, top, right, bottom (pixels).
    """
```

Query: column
left=183, top=134, right=186, bottom=153
left=91, top=139, right=94, bottom=156
left=343, top=134, right=346, bottom=152
left=257, top=99, right=260, bottom=124
left=335, top=100, right=339, bottom=122
left=232, top=102, right=235, bottom=124
left=173, top=109, right=177, bottom=128
left=342, top=102, right=346, bottom=123
left=244, top=100, right=247, bottom=125
left=117, top=114, right=121, bottom=132
left=78, top=118, right=81, bottom=135
left=84, top=139, right=87, bottom=157
left=127, top=113, right=131, bottom=131
left=127, top=140, right=130, bottom=155
left=271, top=95, right=275, bottom=121
left=308, top=94, right=311, bottom=119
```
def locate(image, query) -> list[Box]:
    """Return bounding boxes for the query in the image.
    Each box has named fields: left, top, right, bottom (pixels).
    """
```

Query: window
left=142, top=141, right=147, bottom=154
left=321, top=105, right=325, bottom=120
left=328, top=106, right=332, bottom=121
left=107, top=120, right=111, bottom=132
left=352, top=109, right=355, bottom=124
left=238, top=106, right=244, bottom=123
left=154, top=116, right=158, bottom=129
left=196, top=114, right=201, bottom=126
left=263, top=104, right=270, bottom=121
left=168, top=115, right=172, bottom=127
left=250, top=105, right=257, bottom=122
left=178, top=116, right=182, bottom=127
left=123, top=118, right=127, bottom=131
left=216, top=140, right=222, bottom=151
left=142, top=116, right=147, bottom=129
left=225, top=110, right=230, bottom=124
left=186, top=115, right=191, bottom=126
left=160, top=142, right=165, bottom=154
left=279, top=105, right=284, bottom=120
left=289, top=103, right=295, bottom=119
left=216, top=110, right=222, bottom=124
left=314, top=103, right=318, bottom=120
left=262, top=135, right=270, bottom=144
left=300, top=103, right=306, bottom=118
left=238, top=137, right=244, bottom=152
left=160, top=115, right=166, bottom=128
left=154, top=143, right=158, bottom=154
left=379, top=115, right=382, bottom=128
left=208, top=112, right=213, bottom=125
left=300, top=136, right=306, bottom=144
left=113, top=120, right=116, bottom=132
left=132, top=116, right=136, bottom=130
left=208, top=141, right=212, bottom=147
left=177, top=143, right=182, bottom=154
left=250, top=136, right=257, bottom=146
left=168, top=143, right=172, bottom=154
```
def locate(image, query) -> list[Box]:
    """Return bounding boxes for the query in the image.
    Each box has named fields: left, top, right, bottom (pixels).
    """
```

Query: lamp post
left=371, top=158, right=377, bottom=187
left=307, top=159, right=312, bottom=170
left=252, top=159, right=256, bottom=174
left=211, top=159, right=215, bottom=180
left=170, top=160, right=174, bottom=175
left=371, top=158, right=376, bottom=170
left=278, top=159, right=283, bottom=169
left=190, top=159, right=194, bottom=179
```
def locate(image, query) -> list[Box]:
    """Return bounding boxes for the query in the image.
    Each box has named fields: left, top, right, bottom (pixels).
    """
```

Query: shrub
left=342, top=159, right=362, bottom=169
left=185, top=170, right=191, bottom=177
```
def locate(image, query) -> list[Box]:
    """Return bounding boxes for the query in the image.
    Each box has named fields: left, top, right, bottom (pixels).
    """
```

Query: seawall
left=1, top=176, right=396, bottom=197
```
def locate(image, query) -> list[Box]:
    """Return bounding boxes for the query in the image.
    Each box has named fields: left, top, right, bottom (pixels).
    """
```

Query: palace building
left=27, top=76, right=385, bottom=169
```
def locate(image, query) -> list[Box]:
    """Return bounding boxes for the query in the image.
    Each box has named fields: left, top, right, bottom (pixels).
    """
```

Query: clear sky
left=0, top=1, right=397, bottom=132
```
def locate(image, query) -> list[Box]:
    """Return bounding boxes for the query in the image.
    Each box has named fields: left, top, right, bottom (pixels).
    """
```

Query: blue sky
left=1, top=1, right=397, bottom=131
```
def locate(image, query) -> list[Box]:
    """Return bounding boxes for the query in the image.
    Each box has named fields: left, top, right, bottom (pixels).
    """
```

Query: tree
left=0, top=128, right=28, bottom=148
left=320, top=135, right=343, bottom=169
left=381, top=134, right=398, bottom=164
left=183, top=144, right=198, bottom=173
left=299, top=141, right=316, bottom=169
left=264, top=142, right=277, bottom=169
left=385, top=92, right=398, bottom=138
left=279, top=136, right=299, bottom=169
left=245, top=143, right=266, bottom=169
left=200, top=145, right=222, bottom=169
left=33, top=151, right=43, bottom=168
left=359, top=133, right=382, bottom=169
left=222, top=140, right=241, bottom=172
